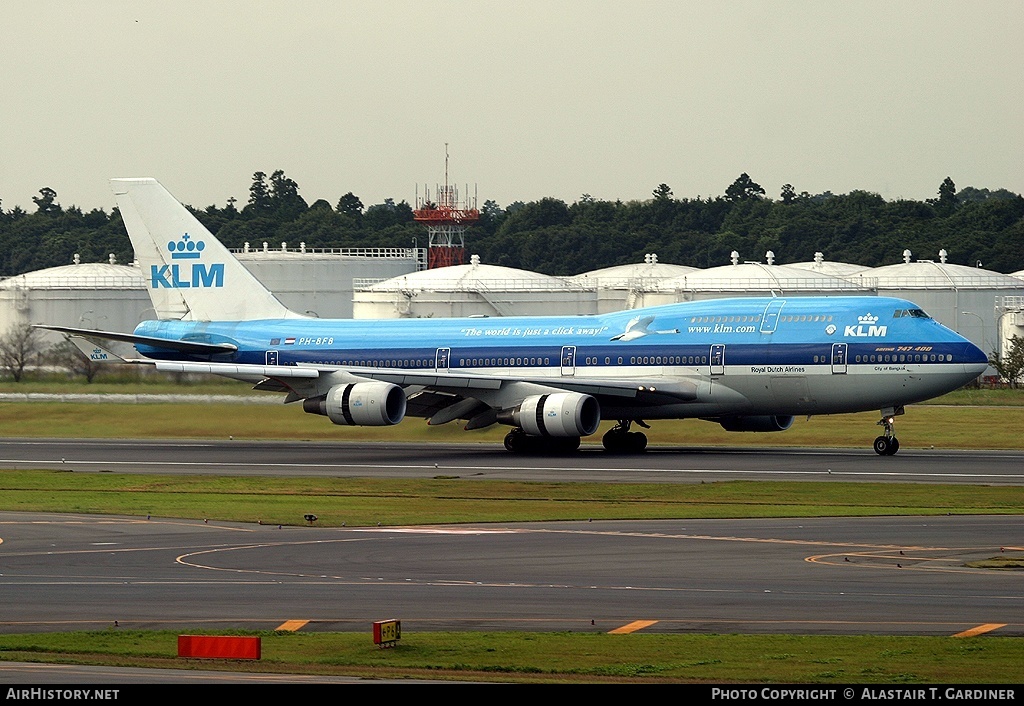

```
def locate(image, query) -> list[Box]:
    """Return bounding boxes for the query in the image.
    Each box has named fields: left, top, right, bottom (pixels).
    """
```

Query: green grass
left=3, top=380, right=1024, bottom=448
left=1, top=631, right=1022, bottom=683
left=3, top=400, right=1024, bottom=450
left=0, top=372, right=251, bottom=395
left=0, top=471, right=1021, bottom=526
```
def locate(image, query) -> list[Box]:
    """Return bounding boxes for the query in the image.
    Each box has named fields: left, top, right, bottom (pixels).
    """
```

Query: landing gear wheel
left=504, top=429, right=580, bottom=454
left=549, top=436, right=581, bottom=454
left=602, top=421, right=648, bottom=454
left=504, top=429, right=527, bottom=453
left=873, top=435, right=900, bottom=456
left=873, top=436, right=890, bottom=455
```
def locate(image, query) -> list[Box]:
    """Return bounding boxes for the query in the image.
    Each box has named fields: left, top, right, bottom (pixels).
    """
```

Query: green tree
left=652, top=184, right=673, bottom=201
left=991, top=335, right=1024, bottom=388
left=268, top=170, right=307, bottom=220
left=246, top=172, right=272, bottom=215
left=931, top=176, right=958, bottom=216
left=32, top=187, right=61, bottom=215
left=336, top=192, right=364, bottom=218
left=780, top=184, right=796, bottom=204
left=724, top=173, right=765, bottom=202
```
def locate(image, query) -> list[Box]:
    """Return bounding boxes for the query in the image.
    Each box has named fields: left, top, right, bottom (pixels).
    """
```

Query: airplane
left=37, top=178, right=989, bottom=456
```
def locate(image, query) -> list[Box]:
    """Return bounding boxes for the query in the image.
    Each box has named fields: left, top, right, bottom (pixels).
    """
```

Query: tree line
left=1, top=170, right=1023, bottom=278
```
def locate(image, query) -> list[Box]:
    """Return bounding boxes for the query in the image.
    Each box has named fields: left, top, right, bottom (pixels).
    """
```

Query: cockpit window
left=894, top=308, right=932, bottom=319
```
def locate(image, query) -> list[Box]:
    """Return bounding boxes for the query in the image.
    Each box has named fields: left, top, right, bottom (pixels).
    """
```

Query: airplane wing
left=146, top=358, right=700, bottom=426
left=34, top=326, right=700, bottom=429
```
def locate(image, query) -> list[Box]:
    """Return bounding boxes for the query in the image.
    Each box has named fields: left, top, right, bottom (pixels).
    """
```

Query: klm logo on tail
left=150, top=233, right=224, bottom=289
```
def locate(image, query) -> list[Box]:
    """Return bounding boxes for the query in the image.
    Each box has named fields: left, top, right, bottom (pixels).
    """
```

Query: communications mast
left=413, top=145, right=479, bottom=269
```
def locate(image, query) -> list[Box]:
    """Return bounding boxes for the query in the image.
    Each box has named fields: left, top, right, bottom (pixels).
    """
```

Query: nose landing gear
left=873, top=407, right=904, bottom=456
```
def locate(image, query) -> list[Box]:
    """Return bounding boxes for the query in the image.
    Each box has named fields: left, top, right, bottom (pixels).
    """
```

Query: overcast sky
left=1, top=1, right=1021, bottom=214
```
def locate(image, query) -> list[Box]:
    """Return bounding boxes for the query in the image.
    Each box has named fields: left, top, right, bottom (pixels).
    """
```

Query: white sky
left=1, top=1, right=1021, bottom=213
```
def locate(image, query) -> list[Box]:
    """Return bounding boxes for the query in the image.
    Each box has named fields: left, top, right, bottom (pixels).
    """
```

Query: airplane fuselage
left=134, top=295, right=987, bottom=421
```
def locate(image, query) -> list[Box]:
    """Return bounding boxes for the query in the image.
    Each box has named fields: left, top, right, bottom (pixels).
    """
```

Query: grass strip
left=0, top=471, right=1020, bottom=526
left=4, top=402, right=1024, bottom=451
left=1, top=630, right=1022, bottom=683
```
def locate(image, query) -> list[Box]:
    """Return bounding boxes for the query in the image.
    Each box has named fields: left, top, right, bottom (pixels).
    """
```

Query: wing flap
left=154, top=361, right=320, bottom=379
left=318, top=366, right=696, bottom=400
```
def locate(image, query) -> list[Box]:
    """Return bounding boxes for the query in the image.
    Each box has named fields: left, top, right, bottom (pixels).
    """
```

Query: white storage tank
left=352, top=255, right=597, bottom=318
left=233, top=242, right=421, bottom=319
left=646, top=251, right=872, bottom=306
left=855, top=249, right=1024, bottom=359
left=570, top=254, right=699, bottom=312
left=0, top=255, right=150, bottom=348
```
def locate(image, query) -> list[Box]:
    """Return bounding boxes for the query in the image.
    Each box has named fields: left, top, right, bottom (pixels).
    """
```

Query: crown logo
left=167, top=233, right=205, bottom=260
left=858, top=313, right=879, bottom=325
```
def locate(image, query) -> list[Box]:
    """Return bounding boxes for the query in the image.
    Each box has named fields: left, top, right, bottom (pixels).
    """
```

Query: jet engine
left=303, top=382, right=407, bottom=426
left=715, top=415, right=795, bottom=432
left=497, top=392, right=601, bottom=437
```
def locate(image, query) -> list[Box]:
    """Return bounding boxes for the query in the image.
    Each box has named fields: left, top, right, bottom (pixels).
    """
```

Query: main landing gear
left=503, top=428, right=581, bottom=454
left=873, top=407, right=903, bottom=456
left=602, top=420, right=648, bottom=454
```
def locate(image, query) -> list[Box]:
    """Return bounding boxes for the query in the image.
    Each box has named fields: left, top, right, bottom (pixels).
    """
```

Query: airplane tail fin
left=111, top=178, right=303, bottom=321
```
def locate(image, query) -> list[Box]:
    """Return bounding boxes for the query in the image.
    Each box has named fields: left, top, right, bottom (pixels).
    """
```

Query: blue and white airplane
left=40, top=178, right=988, bottom=455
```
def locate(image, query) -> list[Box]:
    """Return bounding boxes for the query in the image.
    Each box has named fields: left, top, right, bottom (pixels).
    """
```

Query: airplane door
left=710, top=344, right=725, bottom=376
left=831, top=342, right=848, bottom=374
left=560, top=345, right=576, bottom=376
left=760, top=300, right=786, bottom=333
left=435, top=347, right=450, bottom=371
left=265, top=350, right=279, bottom=365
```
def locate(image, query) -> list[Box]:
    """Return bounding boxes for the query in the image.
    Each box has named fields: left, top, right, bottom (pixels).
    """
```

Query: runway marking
left=953, top=623, right=1007, bottom=637
left=3, top=457, right=1024, bottom=481
left=276, top=620, right=309, bottom=631
left=353, top=527, right=520, bottom=535
left=807, top=550, right=1018, bottom=575
left=608, top=620, right=658, bottom=634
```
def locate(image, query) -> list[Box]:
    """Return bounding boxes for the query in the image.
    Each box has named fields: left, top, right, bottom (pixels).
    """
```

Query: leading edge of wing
left=33, top=325, right=238, bottom=356
left=149, top=360, right=699, bottom=402
left=340, top=366, right=700, bottom=402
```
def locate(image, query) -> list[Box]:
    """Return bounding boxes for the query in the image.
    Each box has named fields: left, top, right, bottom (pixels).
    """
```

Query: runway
left=3, top=437, right=1024, bottom=484
left=1, top=437, right=1023, bottom=641
left=0, top=511, right=1021, bottom=638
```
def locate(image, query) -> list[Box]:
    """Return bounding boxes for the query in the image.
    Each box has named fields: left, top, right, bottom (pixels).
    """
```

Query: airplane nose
left=966, top=340, right=988, bottom=364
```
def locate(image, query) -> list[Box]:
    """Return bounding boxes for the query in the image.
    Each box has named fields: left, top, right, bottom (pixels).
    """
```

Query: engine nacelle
left=716, top=415, right=795, bottom=432
left=497, top=392, right=601, bottom=437
left=303, top=382, right=407, bottom=426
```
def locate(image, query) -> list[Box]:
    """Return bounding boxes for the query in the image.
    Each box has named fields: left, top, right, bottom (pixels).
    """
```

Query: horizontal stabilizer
left=34, top=325, right=238, bottom=355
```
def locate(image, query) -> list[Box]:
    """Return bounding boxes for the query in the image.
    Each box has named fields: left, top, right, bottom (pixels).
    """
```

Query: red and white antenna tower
left=414, top=144, right=479, bottom=269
